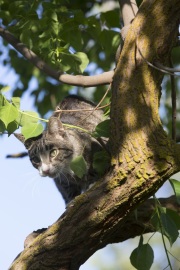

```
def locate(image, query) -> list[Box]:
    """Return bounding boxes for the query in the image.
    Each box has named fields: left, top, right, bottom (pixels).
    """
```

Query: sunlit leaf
left=17, top=111, right=40, bottom=126
left=74, top=52, right=89, bottom=73
left=0, top=85, right=10, bottom=92
left=21, top=122, right=44, bottom=140
left=11, top=97, right=20, bottom=109
left=0, top=103, right=19, bottom=128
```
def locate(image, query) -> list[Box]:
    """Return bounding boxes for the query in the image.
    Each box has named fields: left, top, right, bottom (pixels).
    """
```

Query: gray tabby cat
left=15, top=96, right=105, bottom=204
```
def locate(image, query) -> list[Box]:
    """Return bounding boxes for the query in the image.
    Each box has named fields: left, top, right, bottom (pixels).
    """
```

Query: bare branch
left=155, top=61, right=180, bottom=73
left=136, top=39, right=180, bottom=76
left=0, top=27, right=114, bottom=87
left=119, top=0, right=138, bottom=40
left=120, top=0, right=138, bottom=26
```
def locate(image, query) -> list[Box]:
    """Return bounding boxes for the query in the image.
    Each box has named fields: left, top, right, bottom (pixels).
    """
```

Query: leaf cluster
left=0, top=0, right=120, bottom=116
left=0, top=87, right=44, bottom=139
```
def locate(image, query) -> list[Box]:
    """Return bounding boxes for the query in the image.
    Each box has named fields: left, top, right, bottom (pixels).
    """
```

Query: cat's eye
left=50, top=149, right=58, bottom=158
left=31, top=156, right=40, bottom=164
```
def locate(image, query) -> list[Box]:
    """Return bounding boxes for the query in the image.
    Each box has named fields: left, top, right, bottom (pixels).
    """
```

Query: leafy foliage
left=0, top=89, right=44, bottom=138
left=0, top=0, right=120, bottom=116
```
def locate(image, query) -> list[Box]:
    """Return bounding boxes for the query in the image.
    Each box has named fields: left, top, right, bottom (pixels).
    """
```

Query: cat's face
left=15, top=116, right=74, bottom=179
left=28, top=139, right=74, bottom=178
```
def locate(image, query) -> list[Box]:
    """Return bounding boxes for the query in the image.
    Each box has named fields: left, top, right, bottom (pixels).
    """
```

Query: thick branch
left=0, top=27, right=113, bottom=87
left=10, top=195, right=180, bottom=270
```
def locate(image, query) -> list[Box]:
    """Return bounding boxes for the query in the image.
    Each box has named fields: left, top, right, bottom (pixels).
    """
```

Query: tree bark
left=10, top=0, right=180, bottom=269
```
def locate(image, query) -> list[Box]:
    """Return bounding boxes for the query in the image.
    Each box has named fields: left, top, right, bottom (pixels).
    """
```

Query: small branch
left=0, top=27, right=114, bottom=87
left=119, top=0, right=138, bottom=26
left=119, top=0, right=138, bottom=40
left=55, top=103, right=110, bottom=113
left=136, top=39, right=180, bottom=76
left=154, top=61, right=180, bottom=73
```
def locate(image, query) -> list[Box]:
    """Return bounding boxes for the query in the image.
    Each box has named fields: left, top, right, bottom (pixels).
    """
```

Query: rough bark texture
left=10, top=0, right=180, bottom=269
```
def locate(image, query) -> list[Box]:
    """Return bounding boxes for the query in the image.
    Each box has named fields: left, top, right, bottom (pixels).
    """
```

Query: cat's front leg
left=54, top=177, right=81, bottom=205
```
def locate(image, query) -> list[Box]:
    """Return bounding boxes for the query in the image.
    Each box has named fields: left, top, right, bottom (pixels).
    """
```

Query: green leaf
left=70, top=155, right=87, bottom=178
left=0, top=85, right=10, bottom=92
left=169, top=178, right=180, bottom=204
left=0, top=93, right=9, bottom=106
left=160, top=208, right=179, bottom=245
left=74, top=52, right=89, bottom=73
left=0, top=120, right=6, bottom=133
left=7, top=121, right=19, bottom=135
left=20, top=29, right=33, bottom=49
left=94, top=119, right=110, bottom=138
left=0, top=103, right=19, bottom=128
left=17, top=111, right=40, bottom=126
left=130, top=236, right=154, bottom=270
left=59, top=51, right=89, bottom=73
left=21, top=123, right=44, bottom=140
left=0, top=93, right=4, bottom=107
left=152, top=207, right=179, bottom=246
left=11, top=97, right=21, bottom=109
left=93, top=150, right=110, bottom=176
left=164, top=208, right=180, bottom=230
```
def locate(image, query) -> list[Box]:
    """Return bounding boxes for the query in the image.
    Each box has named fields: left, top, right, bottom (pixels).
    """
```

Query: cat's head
left=15, top=117, right=74, bottom=178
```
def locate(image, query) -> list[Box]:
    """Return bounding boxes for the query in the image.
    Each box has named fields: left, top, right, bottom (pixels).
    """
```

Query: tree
left=0, top=0, right=180, bottom=269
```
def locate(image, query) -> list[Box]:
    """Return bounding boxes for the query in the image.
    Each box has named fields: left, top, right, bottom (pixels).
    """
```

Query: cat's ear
left=14, top=133, right=26, bottom=144
left=14, top=133, right=34, bottom=150
left=47, top=116, right=66, bottom=137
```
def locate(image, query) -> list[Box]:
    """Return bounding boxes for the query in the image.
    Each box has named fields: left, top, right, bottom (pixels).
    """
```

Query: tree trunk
left=10, top=0, right=180, bottom=269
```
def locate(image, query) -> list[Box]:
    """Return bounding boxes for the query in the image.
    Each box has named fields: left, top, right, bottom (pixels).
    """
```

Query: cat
left=15, top=95, right=106, bottom=205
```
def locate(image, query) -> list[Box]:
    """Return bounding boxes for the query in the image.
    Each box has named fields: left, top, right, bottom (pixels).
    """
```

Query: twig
left=55, top=103, right=110, bottom=114
left=0, top=27, right=114, bottom=87
left=77, top=84, right=111, bottom=125
left=155, top=61, right=180, bottom=73
left=136, top=39, right=180, bottom=76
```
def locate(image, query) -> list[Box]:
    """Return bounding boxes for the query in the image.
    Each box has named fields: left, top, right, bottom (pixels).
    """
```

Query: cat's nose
left=43, top=168, right=50, bottom=175
left=40, top=164, right=50, bottom=176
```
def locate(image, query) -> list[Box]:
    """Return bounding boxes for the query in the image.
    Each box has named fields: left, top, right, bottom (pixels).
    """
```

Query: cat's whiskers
left=57, top=168, right=78, bottom=186
left=57, top=170, right=70, bottom=186
left=31, top=175, right=44, bottom=198
left=21, top=172, right=41, bottom=196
